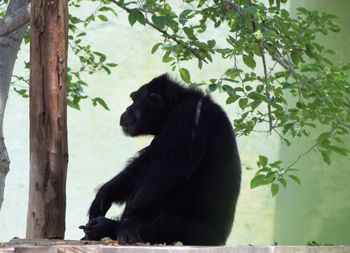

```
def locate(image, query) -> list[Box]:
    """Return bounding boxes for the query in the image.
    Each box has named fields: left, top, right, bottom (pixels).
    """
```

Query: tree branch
left=110, top=0, right=208, bottom=63
left=0, top=3, right=30, bottom=37
left=0, top=0, right=30, bottom=212
left=259, top=45, right=273, bottom=134
left=224, top=0, right=298, bottom=78
left=222, top=0, right=244, bottom=16
left=247, top=0, right=273, bottom=133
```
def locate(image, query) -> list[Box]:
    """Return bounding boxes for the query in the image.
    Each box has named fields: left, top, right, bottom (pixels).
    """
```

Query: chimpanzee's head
left=120, top=74, right=183, bottom=136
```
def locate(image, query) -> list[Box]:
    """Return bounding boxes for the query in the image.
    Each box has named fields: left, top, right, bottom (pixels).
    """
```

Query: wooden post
left=27, top=0, right=68, bottom=239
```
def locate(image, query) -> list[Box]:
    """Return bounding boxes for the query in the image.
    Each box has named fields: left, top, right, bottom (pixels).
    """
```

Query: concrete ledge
left=1, top=245, right=350, bottom=253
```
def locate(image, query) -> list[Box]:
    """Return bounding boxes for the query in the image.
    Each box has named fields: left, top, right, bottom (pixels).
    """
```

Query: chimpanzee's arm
left=88, top=149, right=148, bottom=220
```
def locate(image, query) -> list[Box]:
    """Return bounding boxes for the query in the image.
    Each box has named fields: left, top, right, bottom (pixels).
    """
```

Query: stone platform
left=1, top=243, right=349, bottom=253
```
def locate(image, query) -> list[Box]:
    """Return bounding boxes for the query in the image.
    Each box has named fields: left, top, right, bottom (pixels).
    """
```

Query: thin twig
left=265, top=46, right=305, bottom=105
left=265, top=47, right=294, bottom=73
left=267, top=61, right=278, bottom=76
left=222, top=0, right=244, bottom=16
left=286, top=142, right=317, bottom=169
left=247, top=0, right=273, bottom=134
left=259, top=46, right=273, bottom=133
left=111, top=0, right=208, bottom=63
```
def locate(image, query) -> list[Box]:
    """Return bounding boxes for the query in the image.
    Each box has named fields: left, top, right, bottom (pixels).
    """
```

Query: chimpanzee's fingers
left=87, top=219, right=99, bottom=226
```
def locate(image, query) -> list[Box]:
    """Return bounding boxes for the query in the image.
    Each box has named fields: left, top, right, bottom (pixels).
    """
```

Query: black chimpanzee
left=79, top=74, right=241, bottom=245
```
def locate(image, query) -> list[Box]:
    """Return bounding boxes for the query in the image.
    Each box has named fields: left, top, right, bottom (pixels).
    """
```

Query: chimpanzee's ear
left=149, top=93, right=164, bottom=109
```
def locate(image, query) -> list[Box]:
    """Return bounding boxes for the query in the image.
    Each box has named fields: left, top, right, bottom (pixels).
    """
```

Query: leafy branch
left=113, top=0, right=350, bottom=195
left=9, top=0, right=118, bottom=111
left=110, top=0, right=208, bottom=63
left=7, top=0, right=350, bottom=196
left=247, top=0, right=273, bottom=133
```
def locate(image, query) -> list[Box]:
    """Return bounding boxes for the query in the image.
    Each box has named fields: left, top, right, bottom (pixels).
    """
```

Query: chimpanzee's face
left=119, top=85, right=164, bottom=137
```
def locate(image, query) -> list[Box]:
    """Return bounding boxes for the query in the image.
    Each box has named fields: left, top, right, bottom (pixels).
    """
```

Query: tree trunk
left=0, top=0, right=29, bottom=211
left=26, top=0, right=68, bottom=239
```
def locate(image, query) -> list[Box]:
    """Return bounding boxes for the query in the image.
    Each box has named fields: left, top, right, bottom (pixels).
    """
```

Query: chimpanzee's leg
left=139, top=214, right=225, bottom=246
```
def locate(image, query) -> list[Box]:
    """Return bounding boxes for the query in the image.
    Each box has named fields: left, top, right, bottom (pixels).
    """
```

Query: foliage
left=110, top=0, right=350, bottom=195
left=67, top=0, right=118, bottom=110
left=1, top=0, right=117, bottom=110
left=2, top=0, right=350, bottom=195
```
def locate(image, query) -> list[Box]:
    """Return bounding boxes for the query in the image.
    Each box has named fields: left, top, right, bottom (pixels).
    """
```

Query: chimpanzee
left=79, top=74, right=241, bottom=245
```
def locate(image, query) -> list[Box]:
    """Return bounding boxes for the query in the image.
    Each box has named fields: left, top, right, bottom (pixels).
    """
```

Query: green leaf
left=223, top=85, right=236, bottom=98
left=93, top=51, right=106, bottom=62
left=84, top=14, right=95, bottom=26
left=239, top=98, right=248, bottom=110
left=197, top=0, right=206, bottom=7
left=179, top=9, right=192, bottom=25
left=70, top=16, right=82, bottom=24
left=207, top=39, right=216, bottom=49
left=328, top=145, right=349, bottom=156
left=92, top=97, right=110, bottom=110
left=321, top=151, right=331, bottom=165
left=226, top=96, right=238, bottom=104
left=99, top=6, right=118, bottom=17
left=162, top=51, right=174, bottom=63
left=77, top=32, right=87, bottom=37
left=151, top=43, right=162, bottom=54
left=271, top=183, right=279, bottom=196
left=163, top=17, right=179, bottom=33
left=198, top=59, right=203, bottom=69
left=152, top=15, right=165, bottom=29
left=290, top=51, right=301, bottom=65
left=270, top=160, right=282, bottom=168
left=279, top=178, right=287, bottom=188
left=281, top=9, right=289, bottom=18
left=209, top=83, right=218, bottom=92
left=98, top=15, right=108, bottom=22
left=250, top=175, right=272, bottom=189
left=14, top=88, right=29, bottom=98
left=68, top=100, right=81, bottom=110
left=136, top=11, right=146, bottom=25
left=106, top=63, right=118, bottom=67
left=259, top=155, right=268, bottom=167
left=179, top=68, right=191, bottom=83
left=288, top=175, right=301, bottom=185
left=183, top=27, right=196, bottom=40
left=102, top=66, right=111, bottom=75
left=24, top=34, right=30, bottom=44
left=243, top=55, right=256, bottom=69
left=317, top=132, right=330, bottom=145
left=128, top=12, right=138, bottom=26
left=225, top=68, right=240, bottom=80
left=128, top=11, right=145, bottom=26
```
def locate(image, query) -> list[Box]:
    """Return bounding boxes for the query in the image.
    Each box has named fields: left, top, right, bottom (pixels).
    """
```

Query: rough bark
left=0, top=0, right=29, bottom=211
left=0, top=138, right=10, bottom=210
left=26, top=0, right=69, bottom=239
left=0, top=3, right=30, bottom=37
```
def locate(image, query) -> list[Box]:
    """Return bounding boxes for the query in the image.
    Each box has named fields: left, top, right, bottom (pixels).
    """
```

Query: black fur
left=80, top=74, right=241, bottom=245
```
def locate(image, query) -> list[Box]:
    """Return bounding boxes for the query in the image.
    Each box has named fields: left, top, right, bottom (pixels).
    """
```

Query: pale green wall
left=0, top=2, right=277, bottom=243
left=274, top=0, right=350, bottom=245
left=3, top=0, right=347, bottom=245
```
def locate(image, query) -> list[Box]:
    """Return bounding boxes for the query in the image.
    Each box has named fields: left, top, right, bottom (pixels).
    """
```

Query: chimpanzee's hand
left=117, top=220, right=142, bottom=244
left=88, top=191, right=112, bottom=220
left=79, top=216, right=117, bottom=241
